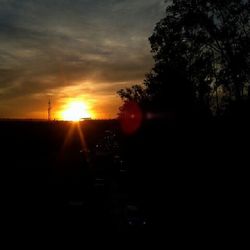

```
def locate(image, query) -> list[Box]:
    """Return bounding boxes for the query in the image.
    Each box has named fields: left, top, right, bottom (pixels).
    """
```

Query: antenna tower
left=48, top=98, right=52, bottom=121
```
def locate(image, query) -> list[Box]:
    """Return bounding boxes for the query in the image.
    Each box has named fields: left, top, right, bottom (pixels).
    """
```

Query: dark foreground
left=1, top=120, right=148, bottom=236
left=0, top=118, right=248, bottom=240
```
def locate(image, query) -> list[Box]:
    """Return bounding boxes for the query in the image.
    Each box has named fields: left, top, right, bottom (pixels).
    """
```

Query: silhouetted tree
left=118, top=0, right=250, bottom=117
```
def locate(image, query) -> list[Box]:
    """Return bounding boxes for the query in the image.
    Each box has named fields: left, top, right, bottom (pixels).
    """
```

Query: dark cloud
left=0, top=0, right=165, bottom=118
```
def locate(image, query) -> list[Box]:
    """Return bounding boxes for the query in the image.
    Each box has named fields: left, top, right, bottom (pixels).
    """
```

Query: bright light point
left=62, top=101, right=91, bottom=121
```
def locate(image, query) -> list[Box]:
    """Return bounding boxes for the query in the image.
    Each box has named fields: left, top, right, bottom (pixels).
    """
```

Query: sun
left=62, top=101, right=91, bottom=121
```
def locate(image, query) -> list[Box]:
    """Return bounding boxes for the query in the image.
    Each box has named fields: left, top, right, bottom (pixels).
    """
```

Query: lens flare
left=119, top=101, right=143, bottom=134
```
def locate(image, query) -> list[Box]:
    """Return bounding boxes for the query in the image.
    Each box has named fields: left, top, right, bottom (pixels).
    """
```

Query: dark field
left=1, top=119, right=153, bottom=236
left=0, top=118, right=248, bottom=238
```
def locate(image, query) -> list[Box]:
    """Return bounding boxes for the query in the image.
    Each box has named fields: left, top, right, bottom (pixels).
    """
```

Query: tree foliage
left=118, top=0, right=250, bottom=117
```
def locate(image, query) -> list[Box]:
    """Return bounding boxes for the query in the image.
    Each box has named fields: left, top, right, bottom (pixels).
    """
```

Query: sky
left=0, top=0, right=166, bottom=120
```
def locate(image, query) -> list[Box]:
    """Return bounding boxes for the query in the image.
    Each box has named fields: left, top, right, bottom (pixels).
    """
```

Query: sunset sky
left=0, top=0, right=165, bottom=120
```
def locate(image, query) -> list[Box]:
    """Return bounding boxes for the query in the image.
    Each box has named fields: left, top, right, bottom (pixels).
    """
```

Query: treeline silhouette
left=118, top=0, right=249, bottom=117
left=117, top=0, right=249, bottom=238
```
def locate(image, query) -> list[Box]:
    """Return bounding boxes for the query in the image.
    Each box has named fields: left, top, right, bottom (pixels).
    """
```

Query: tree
left=118, top=0, right=250, bottom=117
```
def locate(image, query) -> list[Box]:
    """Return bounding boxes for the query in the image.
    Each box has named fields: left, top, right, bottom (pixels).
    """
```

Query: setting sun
left=61, top=101, right=91, bottom=121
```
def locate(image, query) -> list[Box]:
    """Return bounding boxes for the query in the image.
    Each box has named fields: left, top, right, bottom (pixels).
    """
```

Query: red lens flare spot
left=119, top=101, right=143, bottom=135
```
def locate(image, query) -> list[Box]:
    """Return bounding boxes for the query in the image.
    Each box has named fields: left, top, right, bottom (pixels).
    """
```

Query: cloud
left=0, top=0, right=165, bottom=118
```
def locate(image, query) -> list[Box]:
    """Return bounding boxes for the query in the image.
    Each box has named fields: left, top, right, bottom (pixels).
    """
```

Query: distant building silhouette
left=80, top=117, right=92, bottom=121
